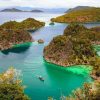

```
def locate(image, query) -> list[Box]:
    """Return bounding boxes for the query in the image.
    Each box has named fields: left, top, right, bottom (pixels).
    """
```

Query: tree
left=0, top=68, right=30, bottom=100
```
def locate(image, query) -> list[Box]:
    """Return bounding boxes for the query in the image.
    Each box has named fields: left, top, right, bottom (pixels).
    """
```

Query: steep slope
left=0, top=30, right=33, bottom=50
left=44, top=24, right=100, bottom=67
left=66, top=6, right=93, bottom=13
left=51, top=8, right=100, bottom=23
left=0, top=18, right=45, bottom=30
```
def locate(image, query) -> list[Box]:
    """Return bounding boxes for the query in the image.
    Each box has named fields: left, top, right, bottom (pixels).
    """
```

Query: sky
left=0, top=0, right=100, bottom=8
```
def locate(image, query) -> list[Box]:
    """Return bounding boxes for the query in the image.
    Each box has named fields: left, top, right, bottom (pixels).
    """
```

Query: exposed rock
left=38, top=39, right=44, bottom=44
left=43, top=24, right=100, bottom=67
left=0, top=30, right=33, bottom=50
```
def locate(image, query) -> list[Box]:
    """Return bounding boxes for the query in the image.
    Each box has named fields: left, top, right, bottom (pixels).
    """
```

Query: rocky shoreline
left=0, top=30, right=33, bottom=51
left=43, top=23, right=100, bottom=81
left=0, top=18, right=45, bottom=51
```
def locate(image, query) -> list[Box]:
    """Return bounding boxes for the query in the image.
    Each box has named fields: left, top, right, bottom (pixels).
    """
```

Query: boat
left=38, top=76, right=44, bottom=81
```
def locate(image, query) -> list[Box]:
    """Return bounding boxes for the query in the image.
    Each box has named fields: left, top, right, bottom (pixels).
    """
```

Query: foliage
left=66, top=80, right=100, bottom=100
left=43, top=24, right=100, bottom=78
left=0, top=30, right=33, bottom=50
left=0, top=18, right=45, bottom=30
left=51, top=8, right=100, bottom=23
left=0, top=68, right=30, bottom=100
left=64, top=23, right=88, bottom=36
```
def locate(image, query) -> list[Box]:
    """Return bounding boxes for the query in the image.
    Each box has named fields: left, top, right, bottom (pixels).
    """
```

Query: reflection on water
left=1, top=42, right=32, bottom=55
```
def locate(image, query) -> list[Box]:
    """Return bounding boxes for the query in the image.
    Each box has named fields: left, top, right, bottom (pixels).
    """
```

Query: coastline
left=44, top=57, right=100, bottom=80
left=0, top=41, right=33, bottom=51
left=43, top=57, right=92, bottom=75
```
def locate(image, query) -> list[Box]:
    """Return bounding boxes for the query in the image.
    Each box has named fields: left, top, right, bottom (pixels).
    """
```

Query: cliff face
left=51, top=8, right=100, bottom=23
left=0, top=30, right=33, bottom=50
left=43, top=24, right=100, bottom=67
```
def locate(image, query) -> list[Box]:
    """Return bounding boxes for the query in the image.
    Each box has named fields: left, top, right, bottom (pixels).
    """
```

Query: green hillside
left=51, top=8, right=100, bottom=23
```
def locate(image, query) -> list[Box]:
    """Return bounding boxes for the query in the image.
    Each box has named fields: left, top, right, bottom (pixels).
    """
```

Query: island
left=1, top=8, right=44, bottom=13
left=0, top=18, right=45, bottom=50
left=43, top=23, right=100, bottom=79
left=1, top=8, right=23, bottom=12
left=0, top=29, right=33, bottom=50
left=38, top=39, right=44, bottom=44
left=0, top=18, right=45, bottom=30
left=51, top=7, right=100, bottom=23
left=31, top=10, right=43, bottom=12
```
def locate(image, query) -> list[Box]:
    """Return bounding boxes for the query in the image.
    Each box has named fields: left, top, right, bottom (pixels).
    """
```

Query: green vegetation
left=0, top=68, right=30, bottom=100
left=66, top=80, right=100, bottom=100
left=51, top=8, right=100, bottom=23
left=0, top=18, right=45, bottom=50
left=0, top=18, right=45, bottom=30
left=0, top=30, right=33, bottom=50
left=43, top=23, right=100, bottom=79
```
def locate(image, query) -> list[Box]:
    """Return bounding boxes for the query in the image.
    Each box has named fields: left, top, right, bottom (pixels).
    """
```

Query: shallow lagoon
left=0, top=42, right=93, bottom=100
left=0, top=12, right=100, bottom=100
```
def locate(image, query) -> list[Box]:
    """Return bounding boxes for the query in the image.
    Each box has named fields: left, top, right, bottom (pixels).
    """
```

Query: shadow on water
left=43, top=59, right=92, bottom=76
left=1, top=42, right=32, bottom=55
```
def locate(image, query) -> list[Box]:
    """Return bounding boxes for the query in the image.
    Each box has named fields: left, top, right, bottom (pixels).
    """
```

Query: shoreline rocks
left=38, top=39, right=44, bottom=44
left=0, top=30, right=33, bottom=51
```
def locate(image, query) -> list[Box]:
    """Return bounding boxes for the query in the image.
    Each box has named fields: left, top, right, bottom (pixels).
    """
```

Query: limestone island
left=0, top=30, right=33, bottom=50
left=51, top=7, right=100, bottom=23
left=0, top=18, right=45, bottom=31
left=0, top=18, right=45, bottom=50
left=43, top=23, right=100, bottom=80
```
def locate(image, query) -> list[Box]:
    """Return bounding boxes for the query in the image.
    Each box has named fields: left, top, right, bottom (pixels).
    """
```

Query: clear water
left=0, top=12, right=100, bottom=100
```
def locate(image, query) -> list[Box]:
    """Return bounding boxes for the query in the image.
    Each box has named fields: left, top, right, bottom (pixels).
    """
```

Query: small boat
left=38, top=76, right=44, bottom=82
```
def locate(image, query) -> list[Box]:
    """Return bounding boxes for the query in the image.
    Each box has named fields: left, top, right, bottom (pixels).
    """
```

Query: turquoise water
left=93, top=45, right=100, bottom=56
left=0, top=42, right=93, bottom=100
left=0, top=12, right=100, bottom=100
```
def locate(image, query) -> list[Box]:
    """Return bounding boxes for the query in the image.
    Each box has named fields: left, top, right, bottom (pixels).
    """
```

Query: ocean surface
left=0, top=12, right=100, bottom=100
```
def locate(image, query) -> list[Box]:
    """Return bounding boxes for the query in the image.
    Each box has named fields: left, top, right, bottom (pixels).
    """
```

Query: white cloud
left=0, top=0, right=100, bottom=8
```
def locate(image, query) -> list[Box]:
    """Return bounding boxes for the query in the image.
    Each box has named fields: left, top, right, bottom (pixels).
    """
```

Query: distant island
left=1, top=8, right=43, bottom=12
left=0, top=18, right=45, bottom=50
left=44, top=23, right=100, bottom=79
left=1, top=8, right=23, bottom=12
left=66, top=6, right=94, bottom=13
left=51, top=7, right=100, bottom=23
left=31, top=10, right=43, bottom=12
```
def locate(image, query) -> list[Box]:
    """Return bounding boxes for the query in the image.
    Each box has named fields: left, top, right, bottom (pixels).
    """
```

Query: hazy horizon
left=0, top=0, right=100, bottom=9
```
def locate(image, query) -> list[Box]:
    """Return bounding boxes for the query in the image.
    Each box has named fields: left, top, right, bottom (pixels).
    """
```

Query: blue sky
left=0, top=0, right=100, bottom=8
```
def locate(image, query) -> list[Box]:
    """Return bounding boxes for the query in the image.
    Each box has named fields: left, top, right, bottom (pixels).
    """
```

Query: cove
left=0, top=42, right=93, bottom=100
